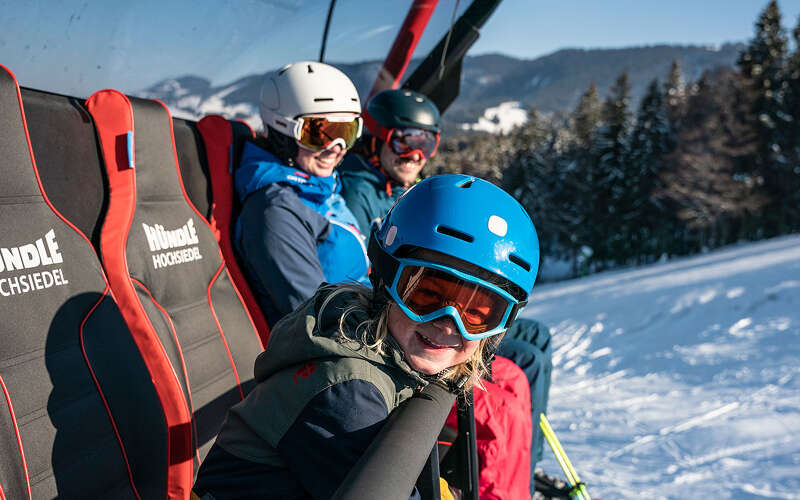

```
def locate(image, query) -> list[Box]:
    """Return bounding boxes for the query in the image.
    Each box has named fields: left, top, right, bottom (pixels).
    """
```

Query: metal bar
left=365, top=0, right=439, bottom=101
left=319, top=0, right=338, bottom=62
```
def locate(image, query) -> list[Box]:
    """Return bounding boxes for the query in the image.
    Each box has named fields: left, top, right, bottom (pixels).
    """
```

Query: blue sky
left=2, top=0, right=799, bottom=97
left=472, top=0, right=800, bottom=57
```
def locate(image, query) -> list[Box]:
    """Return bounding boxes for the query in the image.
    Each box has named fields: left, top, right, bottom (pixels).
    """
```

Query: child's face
left=387, top=302, right=480, bottom=375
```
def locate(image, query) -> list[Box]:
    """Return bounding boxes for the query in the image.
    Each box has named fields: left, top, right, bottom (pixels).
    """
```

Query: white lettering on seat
left=0, top=269, right=70, bottom=297
left=0, top=229, right=70, bottom=298
left=0, top=229, right=63, bottom=273
left=142, top=219, right=199, bottom=252
left=141, top=219, right=203, bottom=270
left=151, top=246, right=203, bottom=270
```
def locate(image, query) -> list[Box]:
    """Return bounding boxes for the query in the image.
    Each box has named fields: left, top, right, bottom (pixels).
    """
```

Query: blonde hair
left=317, top=283, right=493, bottom=393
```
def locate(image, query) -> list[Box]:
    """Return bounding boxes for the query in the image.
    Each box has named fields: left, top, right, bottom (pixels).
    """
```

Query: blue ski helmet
left=369, top=174, right=539, bottom=308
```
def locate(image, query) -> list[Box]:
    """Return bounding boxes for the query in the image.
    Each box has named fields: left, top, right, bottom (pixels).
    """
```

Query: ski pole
left=539, top=415, right=580, bottom=486
left=540, top=420, right=583, bottom=497
left=540, top=416, right=590, bottom=500
left=539, top=414, right=592, bottom=500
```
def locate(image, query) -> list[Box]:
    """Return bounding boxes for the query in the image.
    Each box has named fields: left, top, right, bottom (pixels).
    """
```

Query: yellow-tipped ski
left=539, top=414, right=592, bottom=500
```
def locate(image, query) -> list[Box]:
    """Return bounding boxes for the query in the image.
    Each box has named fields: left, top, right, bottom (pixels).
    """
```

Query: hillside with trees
left=431, top=1, right=800, bottom=279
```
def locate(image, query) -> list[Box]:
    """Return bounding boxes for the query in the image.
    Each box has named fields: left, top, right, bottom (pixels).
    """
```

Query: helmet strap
left=365, top=136, right=395, bottom=197
left=367, top=135, right=381, bottom=168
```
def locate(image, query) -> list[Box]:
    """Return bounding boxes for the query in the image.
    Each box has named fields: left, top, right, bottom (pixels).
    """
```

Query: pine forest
left=431, top=1, right=800, bottom=279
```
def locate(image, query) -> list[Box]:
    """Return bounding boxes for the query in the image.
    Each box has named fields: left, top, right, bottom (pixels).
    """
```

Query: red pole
left=366, top=0, right=439, bottom=101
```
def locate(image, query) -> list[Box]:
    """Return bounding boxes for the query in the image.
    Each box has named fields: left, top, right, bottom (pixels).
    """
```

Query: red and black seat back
left=85, top=92, right=263, bottom=478
left=21, top=87, right=109, bottom=251
left=195, top=115, right=270, bottom=345
left=0, top=65, right=168, bottom=499
left=173, top=119, right=213, bottom=223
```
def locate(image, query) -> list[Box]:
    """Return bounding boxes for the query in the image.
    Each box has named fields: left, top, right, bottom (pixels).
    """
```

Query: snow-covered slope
left=459, top=101, right=528, bottom=134
left=523, top=235, right=800, bottom=499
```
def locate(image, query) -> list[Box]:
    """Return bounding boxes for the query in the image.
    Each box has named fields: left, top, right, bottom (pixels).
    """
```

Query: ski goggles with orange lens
left=289, top=114, right=363, bottom=152
left=388, top=127, right=440, bottom=159
left=387, top=258, right=525, bottom=340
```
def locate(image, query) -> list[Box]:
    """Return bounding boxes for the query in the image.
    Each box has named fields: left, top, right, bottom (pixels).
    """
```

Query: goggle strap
left=315, top=137, right=348, bottom=151
left=504, top=300, right=527, bottom=329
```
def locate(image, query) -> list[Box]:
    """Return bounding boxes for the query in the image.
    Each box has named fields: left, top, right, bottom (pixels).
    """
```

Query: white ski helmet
left=259, top=61, right=362, bottom=135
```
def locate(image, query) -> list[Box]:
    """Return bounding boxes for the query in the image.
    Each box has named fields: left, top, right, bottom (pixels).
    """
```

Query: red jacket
left=446, top=355, right=532, bottom=500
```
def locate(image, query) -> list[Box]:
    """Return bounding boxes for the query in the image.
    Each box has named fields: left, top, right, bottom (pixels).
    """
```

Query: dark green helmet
left=364, top=89, right=441, bottom=136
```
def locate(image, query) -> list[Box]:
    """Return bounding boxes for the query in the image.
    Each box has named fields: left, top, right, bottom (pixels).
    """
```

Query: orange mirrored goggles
left=293, top=115, right=363, bottom=151
left=389, top=260, right=523, bottom=340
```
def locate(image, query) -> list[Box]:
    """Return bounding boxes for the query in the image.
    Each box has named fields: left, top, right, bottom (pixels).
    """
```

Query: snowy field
left=523, top=235, right=800, bottom=499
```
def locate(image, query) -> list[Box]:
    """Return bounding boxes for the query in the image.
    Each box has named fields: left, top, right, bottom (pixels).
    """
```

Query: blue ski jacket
left=339, top=152, right=409, bottom=236
left=234, top=141, right=369, bottom=326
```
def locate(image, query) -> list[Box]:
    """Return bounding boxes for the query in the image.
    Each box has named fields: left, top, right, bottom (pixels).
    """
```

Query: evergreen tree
left=628, top=79, right=672, bottom=261
left=781, top=16, right=800, bottom=226
left=572, top=83, right=602, bottom=147
left=788, top=19, right=800, bottom=148
left=597, top=72, right=633, bottom=178
left=738, top=0, right=788, bottom=134
left=431, top=129, right=515, bottom=184
left=591, top=72, right=632, bottom=266
left=503, top=109, right=575, bottom=265
left=560, top=82, right=606, bottom=272
left=663, top=59, right=687, bottom=138
left=738, top=0, right=792, bottom=233
left=658, top=69, right=766, bottom=250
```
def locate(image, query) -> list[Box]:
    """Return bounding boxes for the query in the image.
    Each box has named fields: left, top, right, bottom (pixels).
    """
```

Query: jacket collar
left=236, top=141, right=341, bottom=206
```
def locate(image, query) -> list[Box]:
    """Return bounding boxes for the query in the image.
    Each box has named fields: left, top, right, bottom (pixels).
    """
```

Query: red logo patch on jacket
left=293, top=362, right=317, bottom=384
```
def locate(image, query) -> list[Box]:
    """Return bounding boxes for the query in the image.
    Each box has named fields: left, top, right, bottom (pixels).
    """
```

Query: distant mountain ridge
left=141, top=43, right=743, bottom=132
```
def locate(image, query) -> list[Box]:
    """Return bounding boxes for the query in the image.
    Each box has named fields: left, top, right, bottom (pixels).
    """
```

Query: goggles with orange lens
left=387, top=258, right=525, bottom=340
left=388, top=127, right=440, bottom=159
left=288, top=114, right=363, bottom=152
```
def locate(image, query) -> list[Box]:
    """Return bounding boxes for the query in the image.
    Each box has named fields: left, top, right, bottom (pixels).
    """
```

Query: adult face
left=379, top=142, right=427, bottom=188
left=387, top=302, right=481, bottom=375
left=294, top=143, right=345, bottom=177
left=293, top=112, right=359, bottom=177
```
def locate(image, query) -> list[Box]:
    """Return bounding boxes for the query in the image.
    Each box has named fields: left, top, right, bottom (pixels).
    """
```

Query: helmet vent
left=351, top=97, right=358, bottom=102
left=509, top=253, right=531, bottom=272
left=458, top=179, right=475, bottom=188
left=313, top=97, right=334, bottom=102
left=307, top=64, right=314, bottom=73
left=436, top=225, right=474, bottom=243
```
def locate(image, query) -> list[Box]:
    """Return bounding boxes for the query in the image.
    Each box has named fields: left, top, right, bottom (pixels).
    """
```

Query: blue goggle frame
left=385, top=257, right=523, bottom=340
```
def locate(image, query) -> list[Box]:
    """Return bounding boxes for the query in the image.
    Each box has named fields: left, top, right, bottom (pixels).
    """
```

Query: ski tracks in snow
left=528, top=235, right=800, bottom=499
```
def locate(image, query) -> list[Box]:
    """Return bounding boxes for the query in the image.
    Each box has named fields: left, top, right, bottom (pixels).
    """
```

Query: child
left=194, top=174, right=541, bottom=499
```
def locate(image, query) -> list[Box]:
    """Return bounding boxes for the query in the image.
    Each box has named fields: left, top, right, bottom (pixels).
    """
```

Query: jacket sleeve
left=237, top=190, right=328, bottom=319
left=277, top=379, right=421, bottom=500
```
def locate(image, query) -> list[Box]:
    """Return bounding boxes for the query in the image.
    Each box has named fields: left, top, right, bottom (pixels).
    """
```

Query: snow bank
left=526, top=235, right=800, bottom=499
